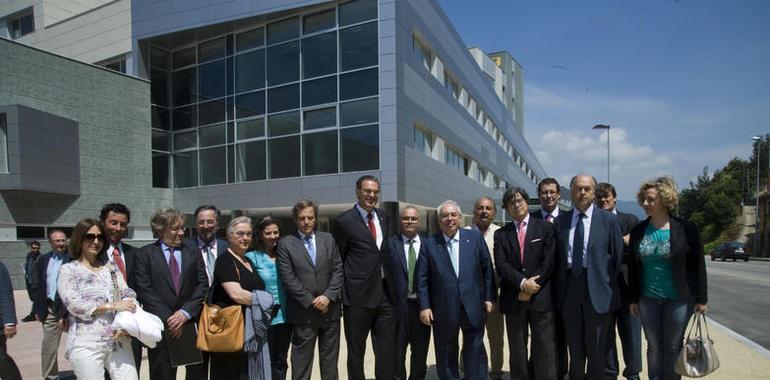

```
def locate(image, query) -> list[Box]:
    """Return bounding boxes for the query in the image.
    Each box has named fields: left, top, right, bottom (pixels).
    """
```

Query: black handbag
left=675, top=312, right=720, bottom=377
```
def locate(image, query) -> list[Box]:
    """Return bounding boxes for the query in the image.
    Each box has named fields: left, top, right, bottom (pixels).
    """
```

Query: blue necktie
left=572, top=213, right=586, bottom=276
left=304, top=235, right=316, bottom=266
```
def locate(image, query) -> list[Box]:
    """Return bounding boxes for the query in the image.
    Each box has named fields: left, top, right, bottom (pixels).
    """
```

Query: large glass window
left=235, top=49, right=265, bottom=92
left=302, top=32, right=337, bottom=79
left=267, top=17, right=299, bottom=45
left=151, top=69, right=170, bottom=107
left=302, top=76, right=337, bottom=107
left=199, top=147, right=227, bottom=185
left=340, top=68, right=377, bottom=100
left=268, top=111, right=300, bottom=137
left=268, top=84, right=299, bottom=113
left=9, top=10, right=35, bottom=39
left=340, top=98, right=377, bottom=126
left=269, top=136, right=300, bottom=178
left=174, top=131, right=197, bottom=151
left=340, top=21, right=377, bottom=71
left=152, top=130, right=171, bottom=151
left=267, top=41, right=299, bottom=86
left=199, top=99, right=226, bottom=126
left=172, top=68, right=196, bottom=106
left=339, top=0, right=377, bottom=27
left=236, top=140, right=266, bottom=181
left=152, top=106, right=170, bottom=130
left=172, top=105, right=197, bottom=130
left=199, top=124, right=226, bottom=147
left=237, top=28, right=264, bottom=51
left=198, top=60, right=226, bottom=100
left=199, top=37, right=227, bottom=63
left=152, top=153, right=170, bottom=188
left=237, top=118, right=265, bottom=140
left=173, top=47, right=196, bottom=69
left=304, top=107, right=336, bottom=130
left=304, top=130, right=338, bottom=175
left=236, top=91, right=265, bottom=118
left=304, top=9, right=336, bottom=34
left=341, top=125, right=378, bottom=172
left=174, top=151, right=198, bottom=187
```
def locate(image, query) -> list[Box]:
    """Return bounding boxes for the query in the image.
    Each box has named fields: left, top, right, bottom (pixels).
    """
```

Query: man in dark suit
left=277, top=199, right=344, bottom=380
left=184, top=205, right=228, bottom=286
left=494, top=187, right=556, bottom=380
left=22, top=240, right=42, bottom=322
left=417, top=200, right=495, bottom=380
left=100, top=203, right=143, bottom=374
left=332, top=175, right=395, bottom=380
left=555, top=174, right=624, bottom=380
left=531, top=177, right=568, bottom=379
left=596, top=183, right=641, bottom=380
left=382, top=206, right=431, bottom=380
left=34, top=229, right=70, bottom=380
left=134, top=208, right=208, bottom=380
left=0, top=261, right=21, bottom=380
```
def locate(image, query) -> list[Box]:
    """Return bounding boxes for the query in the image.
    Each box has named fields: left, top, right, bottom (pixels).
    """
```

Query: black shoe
left=22, top=314, right=35, bottom=322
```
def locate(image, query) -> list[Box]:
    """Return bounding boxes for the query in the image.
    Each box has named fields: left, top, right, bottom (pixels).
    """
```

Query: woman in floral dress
left=57, top=218, right=139, bottom=380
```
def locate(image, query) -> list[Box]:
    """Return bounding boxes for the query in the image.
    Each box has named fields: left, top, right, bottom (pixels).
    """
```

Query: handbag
left=195, top=260, right=244, bottom=353
left=675, top=311, right=720, bottom=377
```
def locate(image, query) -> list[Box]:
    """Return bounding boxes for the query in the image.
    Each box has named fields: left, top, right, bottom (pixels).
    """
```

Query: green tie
left=408, top=239, right=417, bottom=294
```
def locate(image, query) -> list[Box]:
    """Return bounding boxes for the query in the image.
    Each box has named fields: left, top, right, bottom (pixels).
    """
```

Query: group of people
left=4, top=173, right=707, bottom=380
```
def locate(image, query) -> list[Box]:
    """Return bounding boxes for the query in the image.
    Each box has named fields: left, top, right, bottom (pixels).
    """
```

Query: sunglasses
left=84, top=233, right=105, bottom=242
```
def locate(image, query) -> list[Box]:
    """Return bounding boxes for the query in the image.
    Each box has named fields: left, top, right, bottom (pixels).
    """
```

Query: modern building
left=1, top=0, right=547, bottom=286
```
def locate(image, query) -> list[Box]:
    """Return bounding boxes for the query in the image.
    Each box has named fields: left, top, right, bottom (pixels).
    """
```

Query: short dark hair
left=474, top=196, right=496, bottom=210
left=69, top=218, right=108, bottom=263
left=30, top=241, right=41, bottom=248
left=355, top=175, right=380, bottom=190
left=596, top=182, right=617, bottom=198
left=502, top=187, right=530, bottom=209
left=292, top=199, right=318, bottom=220
left=100, top=203, right=131, bottom=223
left=48, top=228, right=66, bottom=240
left=255, top=216, right=282, bottom=251
left=194, top=205, right=220, bottom=219
left=537, top=177, right=561, bottom=194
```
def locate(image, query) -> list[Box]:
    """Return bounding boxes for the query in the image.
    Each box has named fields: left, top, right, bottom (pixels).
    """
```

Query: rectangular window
left=9, top=10, right=34, bottom=39
left=0, top=114, right=7, bottom=173
left=414, top=127, right=433, bottom=158
left=303, top=130, right=338, bottom=175
left=445, top=147, right=467, bottom=175
left=341, top=124, right=378, bottom=172
left=268, top=136, right=301, bottom=178
left=236, top=140, right=266, bottom=182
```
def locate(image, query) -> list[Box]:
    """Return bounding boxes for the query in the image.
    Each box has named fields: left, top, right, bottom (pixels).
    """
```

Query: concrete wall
left=0, top=38, right=172, bottom=287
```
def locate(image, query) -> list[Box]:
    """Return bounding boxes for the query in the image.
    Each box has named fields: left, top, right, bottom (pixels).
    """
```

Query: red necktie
left=112, top=246, right=127, bottom=281
left=367, top=212, right=377, bottom=240
left=517, top=220, right=527, bottom=264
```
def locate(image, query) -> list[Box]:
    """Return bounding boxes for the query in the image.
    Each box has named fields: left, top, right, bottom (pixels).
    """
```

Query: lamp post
left=752, top=135, right=761, bottom=256
left=593, top=124, right=611, bottom=183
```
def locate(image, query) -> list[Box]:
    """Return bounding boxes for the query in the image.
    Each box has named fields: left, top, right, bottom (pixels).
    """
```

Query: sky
left=440, top=0, right=770, bottom=201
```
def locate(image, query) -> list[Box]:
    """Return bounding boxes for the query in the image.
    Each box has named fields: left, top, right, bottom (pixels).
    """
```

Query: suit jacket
left=381, top=234, right=427, bottom=316
left=627, top=216, right=708, bottom=305
left=416, top=229, right=495, bottom=334
left=133, top=241, right=208, bottom=322
left=277, top=231, right=344, bottom=324
left=332, top=206, right=390, bottom=307
left=494, top=217, right=556, bottom=314
left=33, top=251, right=71, bottom=321
left=554, top=207, right=623, bottom=314
left=116, top=243, right=137, bottom=290
left=0, top=262, right=16, bottom=332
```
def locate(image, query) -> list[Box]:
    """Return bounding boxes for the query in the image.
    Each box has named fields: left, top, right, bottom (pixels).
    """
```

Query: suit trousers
left=343, top=296, right=396, bottom=380
left=434, top=309, right=488, bottom=380
left=0, top=335, right=21, bottom=380
left=505, top=307, right=556, bottom=380
left=291, top=319, right=340, bottom=380
left=604, top=284, right=642, bottom=379
left=486, top=304, right=505, bottom=376
left=396, top=299, right=431, bottom=380
left=561, top=273, right=611, bottom=380
left=69, top=343, right=137, bottom=380
left=41, top=305, right=63, bottom=380
left=147, top=334, right=205, bottom=380
left=268, top=323, right=293, bottom=380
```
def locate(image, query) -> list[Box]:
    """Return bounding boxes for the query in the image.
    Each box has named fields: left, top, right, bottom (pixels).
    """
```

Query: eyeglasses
left=232, top=231, right=253, bottom=238
left=84, top=233, right=105, bottom=242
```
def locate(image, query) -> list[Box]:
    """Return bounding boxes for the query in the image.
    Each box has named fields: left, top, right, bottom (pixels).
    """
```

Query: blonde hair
left=637, top=176, right=679, bottom=211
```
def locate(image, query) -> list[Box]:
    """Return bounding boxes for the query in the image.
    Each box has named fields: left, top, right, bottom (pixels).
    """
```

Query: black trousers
left=268, top=323, right=293, bottom=380
left=148, top=336, right=205, bottom=380
left=395, top=300, right=431, bottom=380
left=505, top=306, right=556, bottom=380
left=291, top=319, right=340, bottom=380
left=343, top=297, right=396, bottom=380
left=561, top=273, right=611, bottom=380
left=605, top=274, right=642, bottom=379
left=0, top=335, right=21, bottom=380
left=433, top=309, right=487, bottom=380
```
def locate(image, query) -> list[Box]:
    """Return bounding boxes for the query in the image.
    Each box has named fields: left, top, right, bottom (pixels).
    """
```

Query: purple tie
left=168, top=248, right=181, bottom=296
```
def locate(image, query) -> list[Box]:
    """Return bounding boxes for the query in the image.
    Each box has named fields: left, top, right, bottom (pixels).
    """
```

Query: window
left=304, top=130, right=338, bottom=175
left=304, top=9, right=336, bottom=34
left=302, top=76, right=337, bottom=107
left=414, top=127, right=433, bottom=158
left=99, top=57, right=127, bottom=74
left=340, top=98, right=378, bottom=126
left=235, top=49, right=265, bottom=92
left=304, top=107, right=336, bottom=130
left=236, top=140, right=266, bottom=181
left=340, top=68, right=377, bottom=100
left=174, top=151, right=198, bottom=187
left=302, top=31, right=337, bottom=78
left=0, top=114, right=7, bottom=173
left=9, top=10, right=34, bottom=39
left=339, top=0, right=377, bottom=27
left=445, top=147, right=467, bottom=175
left=268, top=136, right=301, bottom=178
left=267, top=17, right=299, bottom=45
left=412, top=37, right=431, bottom=70
left=339, top=21, right=377, bottom=71
left=341, top=124, right=378, bottom=172
left=267, top=41, right=299, bottom=86
left=199, top=147, right=226, bottom=185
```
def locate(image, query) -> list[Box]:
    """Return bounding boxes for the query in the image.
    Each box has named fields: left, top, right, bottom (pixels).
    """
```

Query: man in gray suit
left=555, top=174, right=623, bottom=380
left=277, top=199, right=344, bottom=380
left=0, top=261, right=21, bottom=380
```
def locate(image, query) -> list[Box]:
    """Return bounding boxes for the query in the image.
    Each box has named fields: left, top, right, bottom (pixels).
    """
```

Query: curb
left=707, top=317, right=770, bottom=360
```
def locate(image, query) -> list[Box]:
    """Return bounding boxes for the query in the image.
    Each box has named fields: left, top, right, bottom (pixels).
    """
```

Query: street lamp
left=752, top=135, right=761, bottom=256
left=593, top=124, right=610, bottom=183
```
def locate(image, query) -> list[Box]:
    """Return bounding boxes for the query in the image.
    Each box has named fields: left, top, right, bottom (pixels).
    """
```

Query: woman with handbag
left=209, top=216, right=266, bottom=379
left=57, top=218, right=138, bottom=379
left=246, top=216, right=292, bottom=380
left=628, top=177, right=708, bottom=380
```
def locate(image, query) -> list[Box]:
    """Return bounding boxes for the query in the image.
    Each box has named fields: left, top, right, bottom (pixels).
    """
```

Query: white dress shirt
left=107, top=243, right=125, bottom=266
left=402, top=234, right=421, bottom=298
left=443, top=231, right=460, bottom=276
left=355, top=203, right=383, bottom=249
left=567, top=204, right=594, bottom=268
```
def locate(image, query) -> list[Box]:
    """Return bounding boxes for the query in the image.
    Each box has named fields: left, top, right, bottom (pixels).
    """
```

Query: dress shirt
left=46, top=252, right=65, bottom=301
left=567, top=204, right=594, bottom=268
left=514, top=216, right=530, bottom=289
left=197, top=238, right=218, bottom=267
left=355, top=203, right=383, bottom=249
left=443, top=231, right=460, bottom=276
left=540, top=208, right=559, bottom=222
left=107, top=243, right=125, bottom=266
left=298, top=231, right=317, bottom=262
left=159, top=242, right=189, bottom=319
left=402, top=233, right=421, bottom=298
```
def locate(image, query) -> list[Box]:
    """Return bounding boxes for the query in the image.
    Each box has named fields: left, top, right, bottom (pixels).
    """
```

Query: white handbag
left=675, top=312, right=720, bottom=377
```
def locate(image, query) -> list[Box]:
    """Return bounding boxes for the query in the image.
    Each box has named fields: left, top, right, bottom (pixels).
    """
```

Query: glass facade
left=149, top=0, right=379, bottom=188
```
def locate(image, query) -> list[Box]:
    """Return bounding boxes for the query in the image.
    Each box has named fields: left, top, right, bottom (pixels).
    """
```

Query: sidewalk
left=7, top=290, right=770, bottom=379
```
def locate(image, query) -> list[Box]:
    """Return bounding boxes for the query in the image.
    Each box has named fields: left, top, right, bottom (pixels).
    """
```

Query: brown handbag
left=195, top=260, right=244, bottom=353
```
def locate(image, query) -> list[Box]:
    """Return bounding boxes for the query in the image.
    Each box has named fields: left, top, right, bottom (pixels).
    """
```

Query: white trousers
left=69, top=344, right=138, bottom=380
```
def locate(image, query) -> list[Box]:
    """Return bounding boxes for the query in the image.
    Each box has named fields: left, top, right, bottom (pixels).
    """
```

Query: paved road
left=706, top=259, right=770, bottom=350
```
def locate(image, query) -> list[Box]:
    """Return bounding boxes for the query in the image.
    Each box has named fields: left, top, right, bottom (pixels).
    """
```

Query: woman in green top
left=245, top=217, right=291, bottom=380
left=628, top=177, right=708, bottom=380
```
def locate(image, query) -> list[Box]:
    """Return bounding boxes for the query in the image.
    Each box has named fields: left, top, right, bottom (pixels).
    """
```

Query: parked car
left=710, top=242, right=750, bottom=262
